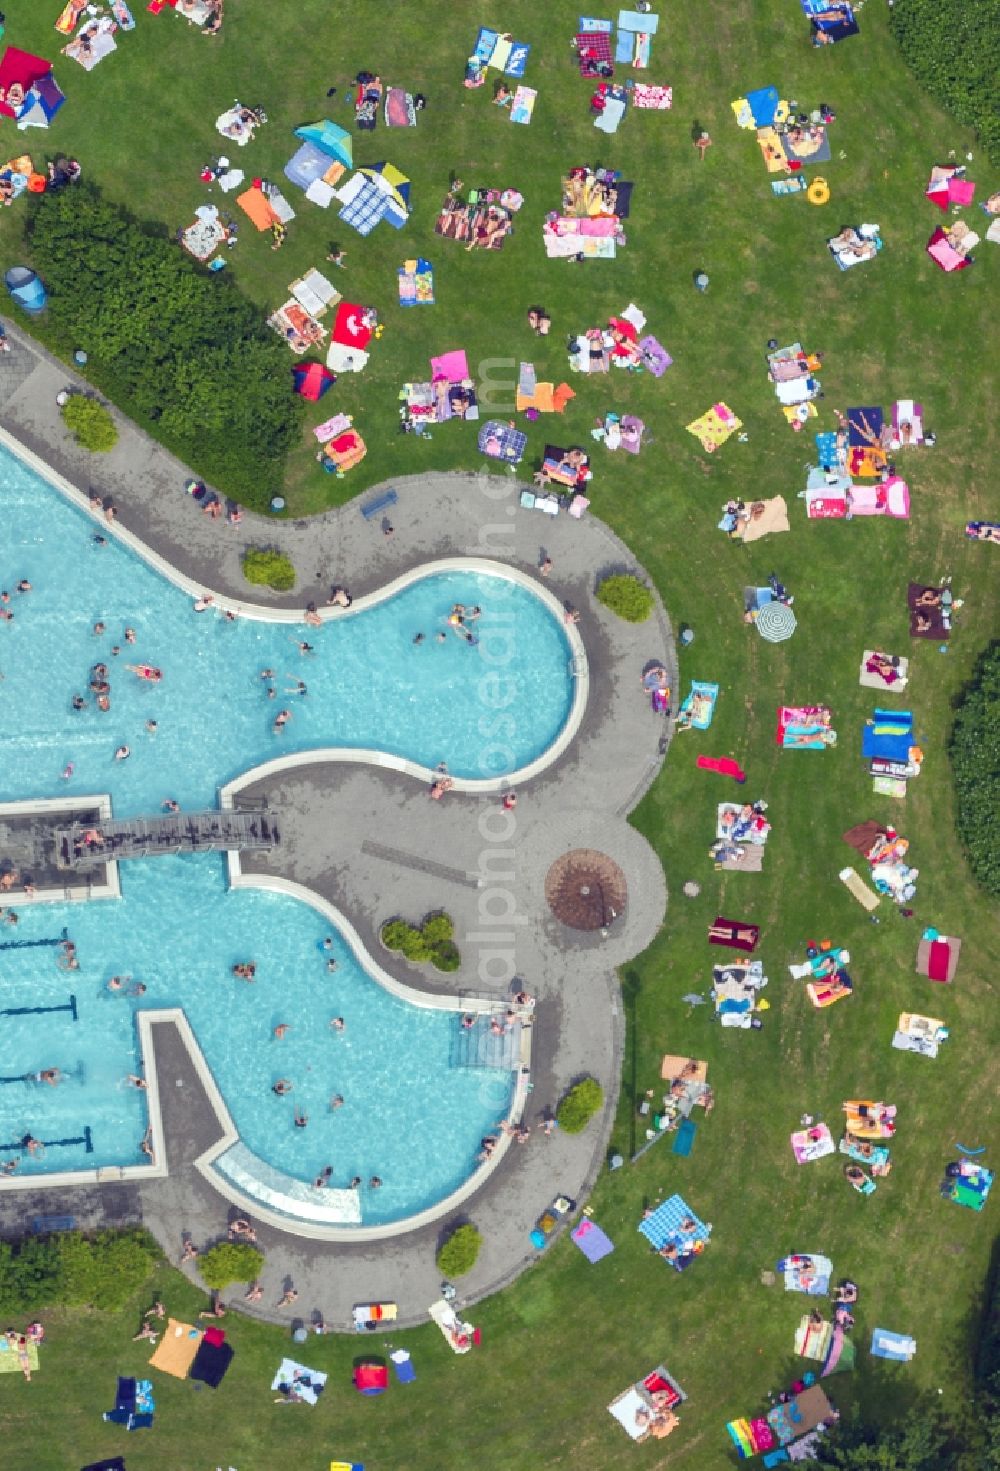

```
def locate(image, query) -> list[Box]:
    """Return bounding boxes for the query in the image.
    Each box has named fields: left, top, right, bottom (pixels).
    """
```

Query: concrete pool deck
left=0, top=319, right=676, bottom=1326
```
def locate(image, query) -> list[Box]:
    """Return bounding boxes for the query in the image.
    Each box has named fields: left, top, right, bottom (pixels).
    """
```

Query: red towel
left=927, top=940, right=951, bottom=982
left=697, top=755, right=747, bottom=783
left=204, top=1327, right=226, bottom=1346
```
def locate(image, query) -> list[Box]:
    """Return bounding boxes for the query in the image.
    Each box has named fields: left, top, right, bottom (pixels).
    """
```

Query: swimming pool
left=0, top=444, right=575, bottom=810
left=0, top=438, right=570, bottom=1227
left=0, top=854, right=514, bottom=1225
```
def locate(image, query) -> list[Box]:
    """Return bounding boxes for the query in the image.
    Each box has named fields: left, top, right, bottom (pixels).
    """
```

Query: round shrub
left=61, top=394, right=118, bottom=452
left=198, top=1241, right=264, bottom=1291
left=431, top=941, right=462, bottom=973
left=556, top=1077, right=604, bottom=1134
left=382, top=913, right=461, bottom=970
left=242, top=547, right=296, bottom=592
left=436, top=1223, right=482, bottom=1278
left=421, top=913, right=454, bottom=946
left=596, top=574, right=654, bottom=623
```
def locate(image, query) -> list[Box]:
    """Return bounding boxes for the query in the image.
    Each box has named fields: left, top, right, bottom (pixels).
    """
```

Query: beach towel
left=148, top=1320, right=201, bottom=1379
left=660, top=1054, right=708, bottom=1084
left=907, top=583, right=950, bottom=640
left=893, top=1012, right=947, bottom=1057
left=510, top=86, right=536, bottom=125
left=697, top=755, right=746, bottom=782
left=672, top=1118, right=697, bottom=1156
left=776, top=705, right=836, bottom=749
left=571, top=1218, right=615, bottom=1262
left=390, top=1348, right=416, bottom=1383
left=708, top=916, right=759, bottom=951
left=189, top=1336, right=233, bottom=1388
left=384, top=88, right=416, bottom=128
left=840, top=866, right=880, bottom=912
left=678, top=681, right=719, bottom=729
left=0, top=1337, right=39, bottom=1374
left=638, top=335, right=672, bottom=375
left=431, top=348, right=470, bottom=383
left=927, top=228, right=973, bottom=272
left=62, top=16, right=117, bottom=69
left=595, top=97, right=627, bottom=133
left=871, top=1329, right=916, bottom=1362
left=479, top=420, right=527, bottom=462
left=56, top=0, right=88, bottom=34
left=236, top=185, right=281, bottom=232
left=638, top=1192, right=710, bottom=1270
left=577, top=30, right=612, bottom=76
left=429, top=1299, right=475, bottom=1353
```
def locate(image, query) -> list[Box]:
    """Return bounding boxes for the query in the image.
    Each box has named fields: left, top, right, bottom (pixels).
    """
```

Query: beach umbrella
left=755, top=602, right=797, bottom=642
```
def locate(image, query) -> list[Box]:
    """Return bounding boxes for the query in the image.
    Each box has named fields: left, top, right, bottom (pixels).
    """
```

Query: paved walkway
left=0, top=319, right=675, bottom=1326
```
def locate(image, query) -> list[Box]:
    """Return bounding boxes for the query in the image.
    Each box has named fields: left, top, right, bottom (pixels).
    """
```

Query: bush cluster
left=242, top=547, right=296, bottom=592
left=556, top=1077, right=604, bottom=1133
left=198, top=1242, right=264, bottom=1290
left=29, top=187, right=300, bottom=501
left=381, top=912, right=461, bottom=972
left=61, top=394, right=118, bottom=452
left=436, top=1223, right=482, bottom=1278
left=949, top=641, right=1000, bottom=896
left=596, top=574, right=654, bottom=623
left=0, top=1230, right=159, bottom=1314
left=891, top=0, right=1000, bottom=165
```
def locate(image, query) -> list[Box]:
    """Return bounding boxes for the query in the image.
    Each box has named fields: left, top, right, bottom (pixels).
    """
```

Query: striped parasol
left=755, top=602, right=797, bottom=642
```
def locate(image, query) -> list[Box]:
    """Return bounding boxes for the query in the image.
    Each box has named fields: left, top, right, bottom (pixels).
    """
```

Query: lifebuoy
left=808, top=177, right=831, bottom=206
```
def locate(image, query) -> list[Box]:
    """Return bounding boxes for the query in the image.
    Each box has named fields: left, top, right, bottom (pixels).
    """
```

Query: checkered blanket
left=478, top=420, right=527, bottom=463
left=577, top=30, right=612, bottom=74
left=339, top=179, right=390, bottom=237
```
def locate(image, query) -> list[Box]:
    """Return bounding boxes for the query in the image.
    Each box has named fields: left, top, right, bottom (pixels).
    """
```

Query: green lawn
left=1, top=3, right=999, bottom=1468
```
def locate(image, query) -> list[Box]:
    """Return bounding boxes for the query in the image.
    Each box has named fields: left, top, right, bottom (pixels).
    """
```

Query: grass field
left=1, top=3, right=999, bottom=1468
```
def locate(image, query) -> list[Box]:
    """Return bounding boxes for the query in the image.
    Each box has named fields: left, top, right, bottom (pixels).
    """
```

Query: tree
left=28, top=186, right=301, bottom=503
left=818, top=1410, right=952, bottom=1469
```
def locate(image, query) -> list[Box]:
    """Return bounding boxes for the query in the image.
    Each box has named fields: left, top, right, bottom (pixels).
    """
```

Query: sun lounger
left=390, top=1348, right=416, bottom=1383
left=352, top=1301, right=397, bottom=1330
left=429, top=1299, right=475, bottom=1353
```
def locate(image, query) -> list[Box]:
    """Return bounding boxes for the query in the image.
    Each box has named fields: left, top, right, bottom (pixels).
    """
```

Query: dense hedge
left=0, top=1229, right=159, bottom=1313
left=199, top=1241, right=264, bottom=1290
left=949, top=642, right=1000, bottom=896
left=436, top=1223, right=482, bottom=1277
left=596, top=574, right=654, bottom=623
left=28, top=187, right=300, bottom=500
left=381, top=912, right=461, bottom=972
left=243, top=547, right=296, bottom=592
left=556, top=1077, right=604, bottom=1133
left=61, top=394, right=118, bottom=452
left=891, top=0, right=1000, bottom=166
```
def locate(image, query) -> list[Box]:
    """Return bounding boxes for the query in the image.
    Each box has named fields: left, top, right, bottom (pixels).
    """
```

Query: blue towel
left=672, top=1119, right=697, bottom=1157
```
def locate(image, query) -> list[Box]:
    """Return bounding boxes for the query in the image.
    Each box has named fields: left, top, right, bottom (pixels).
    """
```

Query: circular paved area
left=0, top=321, right=675, bottom=1327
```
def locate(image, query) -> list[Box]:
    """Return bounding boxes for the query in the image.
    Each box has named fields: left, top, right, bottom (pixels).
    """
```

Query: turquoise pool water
left=0, top=446, right=574, bottom=809
left=0, top=855, right=513, bottom=1224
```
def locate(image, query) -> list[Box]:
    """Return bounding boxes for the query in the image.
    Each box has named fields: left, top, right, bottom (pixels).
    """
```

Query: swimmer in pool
left=294, top=1108, right=308, bottom=1128
left=330, top=1016, right=345, bottom=1031
left=107, top=974, right=130, bottom=992
left=330, top=1094, right=344, bottom=1109
left=273, top=1024, right=289, bottom=1039
left=273, top=1079, right=292, bottom=1096
left=313, top=1166, right=332, bottom=1187
left=272, top=709, right=292, bottom=733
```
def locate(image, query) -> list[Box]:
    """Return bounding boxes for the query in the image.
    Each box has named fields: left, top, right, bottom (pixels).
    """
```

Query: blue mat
left=672, top=1119, right=697, bottom=1157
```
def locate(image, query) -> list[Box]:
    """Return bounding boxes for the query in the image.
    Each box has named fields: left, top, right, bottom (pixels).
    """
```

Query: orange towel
left=236, top=186, right=280, bottom=232
left=552, top=382, right=576, bottom=413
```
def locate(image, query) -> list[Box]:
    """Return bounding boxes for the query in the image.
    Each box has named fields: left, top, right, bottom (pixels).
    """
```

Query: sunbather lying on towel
left=865, top=652, right=905, bottom=686
left=807, top=971, right=853, bottom=1007
left=966, top=521, right=1000, bottom=543
left=829, top=226, right=878, bottom=264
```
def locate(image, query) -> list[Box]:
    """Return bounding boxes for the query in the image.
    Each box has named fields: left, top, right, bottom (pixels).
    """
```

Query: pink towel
left=927, top=940, right=951, bottom=983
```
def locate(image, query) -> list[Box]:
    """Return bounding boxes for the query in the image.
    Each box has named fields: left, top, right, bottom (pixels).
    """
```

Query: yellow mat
left=757, top=127, right=789, bottom=174
left=148, top=1319, right=202, bottom=1379
left=0, top=1339, right=39, bottom=1374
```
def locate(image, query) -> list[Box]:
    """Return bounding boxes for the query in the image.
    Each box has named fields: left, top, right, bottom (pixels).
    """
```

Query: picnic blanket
left=180, top=215, right=226, bottom=261
left=791, top=1124, right=835, bottom=1164
left=778, top=1253, right=832, bottom=1295
left=734, top=496, right=789, bottom=543
left=927, top=226, right=975, bottom=272
left=829, top=224, right=881, bottom=269
left=776, top=705, right=836, bottom=749
left=543, top=216, right=619, bottom=258
left=479, top=420, right=527, bottom=462
left=907, top=583, right=951, bottom=639
left=916, top=933, right=961, bottom=984
left=893, top=1011, right=948, bottom=1057
left=429, top=1299, right=476, bottom=1353
left=62, top=15, right=117, bottom=68
left=148, top=1320, right=202, bottom=1379
left=639, top=1193, right=710, bottom=1269
left=271, top=1358, right=327, bottom=1405
left=267, top=300, right=326, bottom=354
left=608, top=1365, right=684, bottom=1443
left=398, top=257, right=434, bottom=306
left=632, top=82, right=672, bottom=109
left=711, top=959, right=767, bottom=1026
left=860, top=651, right=908, bottom=691
left=687, top=402, right=742, bottom=452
